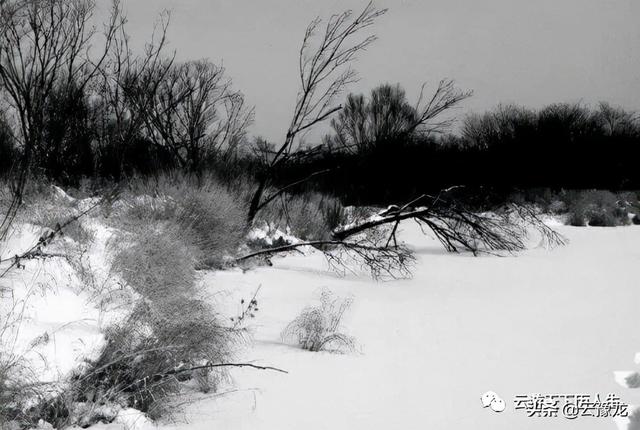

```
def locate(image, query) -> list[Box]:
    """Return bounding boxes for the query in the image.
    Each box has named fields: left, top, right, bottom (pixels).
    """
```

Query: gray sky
left=119, top=0, right=640, bottom=142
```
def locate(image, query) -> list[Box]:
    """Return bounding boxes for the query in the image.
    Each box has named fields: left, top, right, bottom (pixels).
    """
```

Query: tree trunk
left=247, top=178, right=267, bottom=225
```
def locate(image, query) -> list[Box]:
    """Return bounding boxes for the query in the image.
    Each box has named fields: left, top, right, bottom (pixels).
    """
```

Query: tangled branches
left=334, top=190, right=566, bottom=255
left=237, top=238, right=414, bottom=280
left=239, top=187, right=565, bottom=279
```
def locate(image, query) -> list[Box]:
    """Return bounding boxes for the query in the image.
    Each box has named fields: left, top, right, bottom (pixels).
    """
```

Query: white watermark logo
left=481, top=391, right=506, bottom=412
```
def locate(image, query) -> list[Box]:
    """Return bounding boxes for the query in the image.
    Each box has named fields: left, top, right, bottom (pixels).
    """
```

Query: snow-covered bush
left=0, top=345, right=38, bottom=427
left=0, top=184, right=88, bottom=428
left=111, top=227, right=198, bottom=300
left=25, top=196, right=95, bottom=246
left=115, top=172, right=247, bottom=268
left=613, top=355, right=640, bottom=429
left=0, top=176, right=247, bottom=425
left=75, top=204, right=241, bottom=418
left=0, top=308, right=58, bottom=428
left=77, top=298, right=236, bottom=418
left=0, top=320, right=45, bottom=426
left=282, top=289, right=355, bottom=353
left=0, top=182, right=94, bottom=246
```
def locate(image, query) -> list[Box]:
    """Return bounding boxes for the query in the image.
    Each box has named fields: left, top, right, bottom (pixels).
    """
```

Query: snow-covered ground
left=153, top=222, right=640, bottom=430
left=0, top=223, right=104, bottom=384
left=0, top=217, right=128, bottom=389
left=4, top=217, right=640, bottom=430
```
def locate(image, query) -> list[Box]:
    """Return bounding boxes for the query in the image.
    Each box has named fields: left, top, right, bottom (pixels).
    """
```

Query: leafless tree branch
left=247, top=2, right=386, bottom=223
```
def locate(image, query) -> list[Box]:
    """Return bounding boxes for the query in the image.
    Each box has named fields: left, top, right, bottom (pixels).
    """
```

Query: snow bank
left=247, top=223, right=302, bottom=247
left=67, top=408, right=155, bottom=430
left=0, top=201, right=131, bottom=387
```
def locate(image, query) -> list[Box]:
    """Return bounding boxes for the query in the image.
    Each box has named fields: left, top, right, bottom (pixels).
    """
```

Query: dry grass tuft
left=282, top=289, right=355, bottom=353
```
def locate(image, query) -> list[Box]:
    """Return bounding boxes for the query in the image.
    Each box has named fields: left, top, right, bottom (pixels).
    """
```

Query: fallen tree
left=238, top=238, right=414, bottom=280
left=332, top=190, right=566, bottom=254
left=237, top=188, right=566, bottom=279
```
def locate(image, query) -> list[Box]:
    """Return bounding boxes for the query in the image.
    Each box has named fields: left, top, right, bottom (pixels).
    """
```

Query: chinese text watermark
left=513, top=393, right=629, bottom=419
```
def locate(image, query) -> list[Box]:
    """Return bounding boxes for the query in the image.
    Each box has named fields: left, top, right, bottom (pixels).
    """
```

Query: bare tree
left=597, top=102, right=638, bottom=137
left=408, top=79, right=472, bottom=136
left=326, top=84, right=416, bottom=153
left=0, top=0, right=122, bottom=236
left=326, top=81, right=471, bottom=153
left=246, top=2, right=387, bottom=224
left=91, top=9, right=174, bottom=175
left=537, top=102, right=598, bottom=140
left=461, top=104, right=536, bottom=149
left=141, top=60, right=253, bottom=171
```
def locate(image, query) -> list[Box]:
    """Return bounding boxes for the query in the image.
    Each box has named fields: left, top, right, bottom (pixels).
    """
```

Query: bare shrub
left=230, top=286, right=261, bottom=329
left=284, top=194, right=330, bottom=241
left=0, top=350, right=42, bottom=427
left=319, top=197, right=348, bottom=232
left=547, top=199, right=567, bottom=215
left=7, top=183, right=97, bottom=249
left=193, top=367, right=218, bottom=394
left=563, top=190, right=631, bottom=227
left=75, top=298, right=236, bottom=418
left=60, top=174, right=250, bottom=417
left=282, top=289, right=355, bottom=353
left=3, top=177, right=243, bottom=425
left=256, top=192, right=347, bottom=242
left=111, top=227, right=198, bottom=300
left=84, top=197, right=241, bottom=418
left=115, top=173, right=247, bottom=268
left=26, top=203, right=95, bottom=247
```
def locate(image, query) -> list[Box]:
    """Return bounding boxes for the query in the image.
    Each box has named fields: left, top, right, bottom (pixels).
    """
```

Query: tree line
left=1, top=0, right=638, bottom=212
left=269, top=99, right=640, bottom=206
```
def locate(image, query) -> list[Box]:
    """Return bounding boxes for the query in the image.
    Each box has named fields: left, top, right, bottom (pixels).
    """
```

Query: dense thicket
left=262, top=102, right=640, bottom=206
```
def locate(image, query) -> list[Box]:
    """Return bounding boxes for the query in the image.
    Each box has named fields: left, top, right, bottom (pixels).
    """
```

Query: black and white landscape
left=1, top=1, right=640, bottom=430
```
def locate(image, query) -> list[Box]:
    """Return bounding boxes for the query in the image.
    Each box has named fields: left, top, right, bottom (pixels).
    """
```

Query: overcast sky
left=119, top=0, right=640, bottom=142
